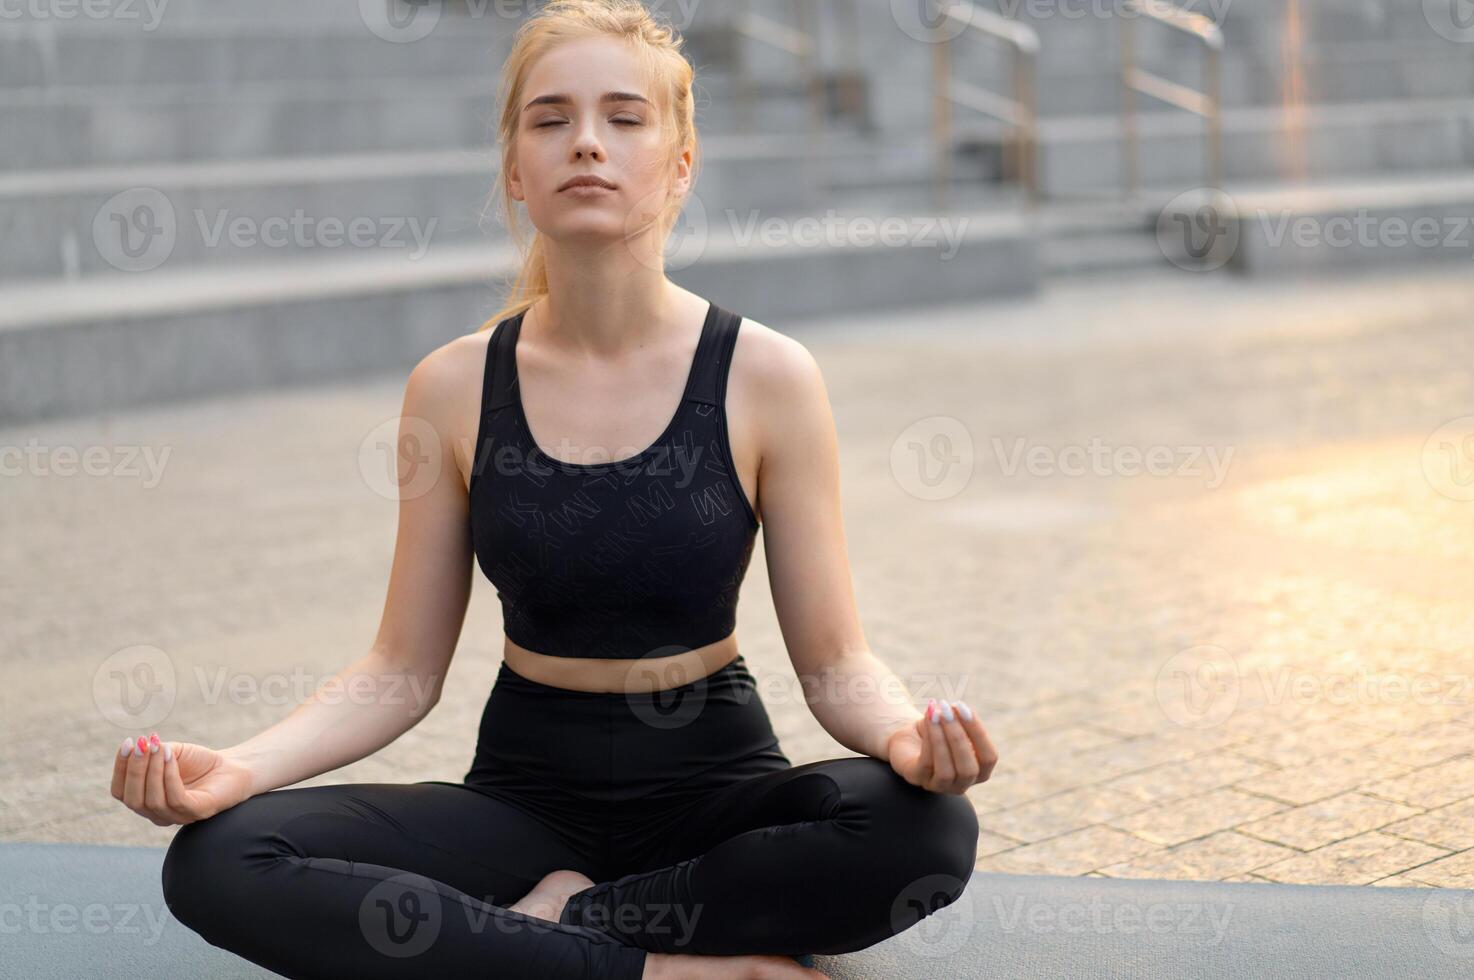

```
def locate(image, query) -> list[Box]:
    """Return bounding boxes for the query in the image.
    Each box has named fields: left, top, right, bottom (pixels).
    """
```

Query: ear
left=670, top=145, right=693, bottom=199
left=506, top=157, right=524, bottom=203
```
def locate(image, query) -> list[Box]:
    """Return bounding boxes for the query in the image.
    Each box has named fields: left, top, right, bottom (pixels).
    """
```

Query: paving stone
left=1097, top=831, right=1298, bottom=881
left=1381, top=798, right=1474, bottom=851
left=1384, top=848, right=1474, bottom=889
left=977, top=826, right=1159, bottom=877
left=1250, top=832, right=1452, bottom=885
left=1239, top=793, right=1424, bottom=851
left=984, top=785, right=1154, bottom=845
left=1361, top=755, right=1474, bottom=810
left=1233, top=749, right=1418, bottom=806
left=1110, top=789, right=1289, bottom=847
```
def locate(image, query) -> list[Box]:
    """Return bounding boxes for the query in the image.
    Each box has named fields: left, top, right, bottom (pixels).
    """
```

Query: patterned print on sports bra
left=468, top=300, right=760, bottom=660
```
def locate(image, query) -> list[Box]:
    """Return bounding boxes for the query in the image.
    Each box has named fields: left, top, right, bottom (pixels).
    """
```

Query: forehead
left=523, top=35, right=652, bottom=99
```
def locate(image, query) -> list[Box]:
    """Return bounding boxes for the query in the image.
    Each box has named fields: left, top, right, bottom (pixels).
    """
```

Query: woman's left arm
left=741, top=325, right=998, bottom=796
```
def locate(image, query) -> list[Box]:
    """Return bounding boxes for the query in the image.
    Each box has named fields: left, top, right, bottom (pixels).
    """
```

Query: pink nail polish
left=136, top=736, right=148, bottom=754
left=956, top=701, right=974, bottom=722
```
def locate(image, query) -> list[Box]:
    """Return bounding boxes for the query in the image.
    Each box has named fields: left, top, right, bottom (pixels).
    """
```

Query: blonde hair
left=476, top=0, right=702, bottom=332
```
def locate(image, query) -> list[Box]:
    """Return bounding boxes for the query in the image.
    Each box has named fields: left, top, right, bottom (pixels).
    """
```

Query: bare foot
left=642, top=952, right=829, bottom=979
left=508, top=869, right=594, bottom=922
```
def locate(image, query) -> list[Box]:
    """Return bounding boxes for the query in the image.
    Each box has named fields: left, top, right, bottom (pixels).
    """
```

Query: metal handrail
left=931, top=2, right=1041, bottom=206
left=1120, top=0, right=1225, bottom=197
left=732, top=1, right=825, bottom=133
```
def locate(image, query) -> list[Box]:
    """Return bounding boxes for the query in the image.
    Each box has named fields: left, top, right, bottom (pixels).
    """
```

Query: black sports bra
left=468, top=300, right=761, bottom=660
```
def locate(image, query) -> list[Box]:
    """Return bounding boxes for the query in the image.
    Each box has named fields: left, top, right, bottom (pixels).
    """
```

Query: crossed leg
left=559, top=756, right=980, bottom=957
left=160, top=780, right=647, bottom=980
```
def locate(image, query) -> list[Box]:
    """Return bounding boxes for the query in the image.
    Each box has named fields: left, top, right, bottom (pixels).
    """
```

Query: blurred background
left=3, top=0, right=1473, bottom=892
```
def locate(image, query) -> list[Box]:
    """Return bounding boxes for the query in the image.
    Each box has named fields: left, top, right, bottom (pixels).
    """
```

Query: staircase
left=3, top=0, right=1470, bottom=423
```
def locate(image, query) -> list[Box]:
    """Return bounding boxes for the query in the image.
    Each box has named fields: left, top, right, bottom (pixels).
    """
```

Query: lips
left=559, top=175, right=617, bottom=191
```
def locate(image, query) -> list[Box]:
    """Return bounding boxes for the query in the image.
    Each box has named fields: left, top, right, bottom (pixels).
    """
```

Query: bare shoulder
left=404, top=329, right=496, bottom=482
left=732, top=315, right=826, bottom=401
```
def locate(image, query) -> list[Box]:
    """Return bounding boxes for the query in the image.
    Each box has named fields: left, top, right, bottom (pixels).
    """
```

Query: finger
left=916, top=703, right=935, bottom=782
left=123, top=734, right=151, bottom=812
left=141, top=733, right=170, bottom=824
left=954, top=701, right=998, bottom=779
left=161, top=741, right=198, bottom=822
left=143, top=734, right=183, bottom=824
left=926, top=701, right=956, bottom=789
left=110, top=738, right=133, bottom=801
left=941, top=703, right=979, bottom=789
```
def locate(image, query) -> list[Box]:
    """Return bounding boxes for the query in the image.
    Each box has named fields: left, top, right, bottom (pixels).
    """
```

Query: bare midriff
left=502, top=632, right=742, bottom=693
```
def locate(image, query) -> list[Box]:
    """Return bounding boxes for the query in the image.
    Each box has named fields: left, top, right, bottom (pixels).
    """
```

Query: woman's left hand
left=886, top=699, right=998, bottom=795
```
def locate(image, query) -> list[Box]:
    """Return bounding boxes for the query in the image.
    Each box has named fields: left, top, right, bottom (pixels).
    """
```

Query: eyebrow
left=522, top=91, right=652, bottom=113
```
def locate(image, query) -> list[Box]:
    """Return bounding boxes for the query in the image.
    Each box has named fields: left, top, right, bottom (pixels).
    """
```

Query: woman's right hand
left=110, top=733, right=256, bottom=827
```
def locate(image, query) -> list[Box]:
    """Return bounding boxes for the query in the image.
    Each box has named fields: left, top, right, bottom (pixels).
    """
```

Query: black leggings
left=161, top=655, right=979, bottom=978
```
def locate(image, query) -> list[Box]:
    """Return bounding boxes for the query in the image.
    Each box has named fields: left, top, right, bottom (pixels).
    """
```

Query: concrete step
left=0, top=68, right=854, bottom=170
left=0, top=197, right=1038, bottom=424
left=1157, top=171, right=1474, bottom=276
left=1, top=133, right=935, bottom=280
left=1016, top=96, right=1474, bottom=197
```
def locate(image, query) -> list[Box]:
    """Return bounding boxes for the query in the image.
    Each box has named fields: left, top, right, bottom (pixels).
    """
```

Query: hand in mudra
left=887, top=699, right=998, bottom=795
left=109, top=734, right=255, bottom=827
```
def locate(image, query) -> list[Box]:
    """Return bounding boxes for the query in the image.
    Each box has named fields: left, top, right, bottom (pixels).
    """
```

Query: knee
left=858, top=760, right=979, bottom=887
left=160, top=805, right=260, bottom=937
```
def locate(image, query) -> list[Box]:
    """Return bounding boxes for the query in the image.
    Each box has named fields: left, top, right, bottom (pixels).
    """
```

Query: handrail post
left=1121, top=9, right=1139, bottom=200
left=932, top=31, right=953, bottom=210
left=1206, top=41, right=1223, bottom=188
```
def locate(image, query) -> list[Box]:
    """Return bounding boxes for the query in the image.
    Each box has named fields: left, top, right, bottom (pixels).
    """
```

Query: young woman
left=111, top=3, right=996, bottom=977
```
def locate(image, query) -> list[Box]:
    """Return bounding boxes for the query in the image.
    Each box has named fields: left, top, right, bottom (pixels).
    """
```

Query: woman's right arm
left=111, top=343, right=481, bottom=821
